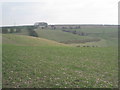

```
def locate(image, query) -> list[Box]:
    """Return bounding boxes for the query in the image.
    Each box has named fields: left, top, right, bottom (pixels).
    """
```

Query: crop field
left=2, top=27, right=118, bottom=88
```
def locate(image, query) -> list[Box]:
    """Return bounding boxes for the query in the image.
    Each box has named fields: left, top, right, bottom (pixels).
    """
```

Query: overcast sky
left=0, top=0, right=119, bottom=26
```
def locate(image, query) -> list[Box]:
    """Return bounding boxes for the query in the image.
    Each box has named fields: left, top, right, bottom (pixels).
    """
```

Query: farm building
left=34, top=22, right=48, bottom=29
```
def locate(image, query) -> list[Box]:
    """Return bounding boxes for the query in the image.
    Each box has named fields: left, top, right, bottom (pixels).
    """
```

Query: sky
left=0, top=0, right=119, bottom=26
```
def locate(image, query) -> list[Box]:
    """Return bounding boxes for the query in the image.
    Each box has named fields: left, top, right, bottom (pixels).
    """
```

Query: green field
left=35, top=28, right=118, bottom=47
left=2, top=34, right=67, bottom=47
left=35, top=29, right=99, bottom=44
left=2, top=27, right=118, bottom=88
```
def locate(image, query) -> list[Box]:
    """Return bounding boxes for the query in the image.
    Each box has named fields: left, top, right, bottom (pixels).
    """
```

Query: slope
left=35, top=29, right=100, bottom=44
left=2, top=34, right=67, bottom=46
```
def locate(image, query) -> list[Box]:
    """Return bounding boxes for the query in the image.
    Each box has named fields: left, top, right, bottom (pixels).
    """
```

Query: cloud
left=1, top=0, right=118, bottom=26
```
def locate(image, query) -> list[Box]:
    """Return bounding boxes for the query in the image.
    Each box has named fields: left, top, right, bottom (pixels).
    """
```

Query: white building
left=34, top=22, right=48, bottom=29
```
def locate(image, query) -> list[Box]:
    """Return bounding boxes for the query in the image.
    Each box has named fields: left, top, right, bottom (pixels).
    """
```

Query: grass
left=2, top=34, right=118, bottom=88
left=69, top=39, right=107, bottom=47
left=9, top=27, right=118, bottom=47
left=2, top=34, right=67, bottom=46
left=68, top=27, right=118, bottom=33
left=2, top=27, right=118, bottom=88
left=63, top=28, right=118, bottom=47
left=35, top=29, right=99, bottom=43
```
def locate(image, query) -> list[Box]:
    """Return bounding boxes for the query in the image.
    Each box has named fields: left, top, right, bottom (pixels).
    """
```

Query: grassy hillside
left=5, top=26, right=118, bottom=47
left=61, top=28, right=118, bottom=47
left=2, top=34, right=118, bottom=88
left=67, top=27, right=118, bottom=33
left=2, top=34, right=67, bottom=46
left=35, top=29, right=100, bottom=44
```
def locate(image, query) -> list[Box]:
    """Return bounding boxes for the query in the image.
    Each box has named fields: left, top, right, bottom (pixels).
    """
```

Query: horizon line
left=1, top=23, right=119, bottom=27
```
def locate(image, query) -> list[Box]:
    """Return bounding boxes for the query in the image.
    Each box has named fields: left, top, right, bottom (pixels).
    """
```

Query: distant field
left=66, top=27, right=117, bottom=33
left=73, top=28, right=118, bottom=47
left=35, top=29, right=102, bottom=44
left=7, top=27, right=118, bottom=47
left=35, top=28, right=118, bottom=47
left=2, top=34, right=118, bottom=88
